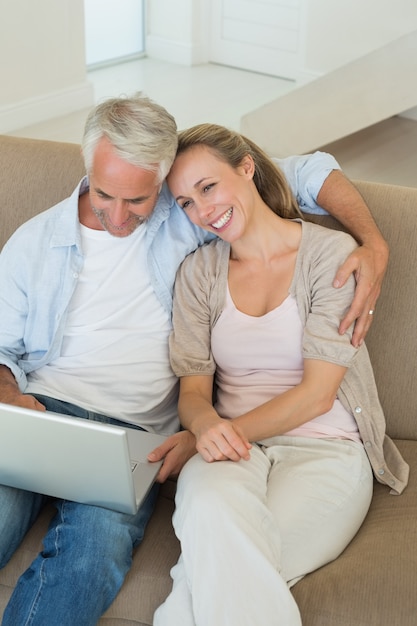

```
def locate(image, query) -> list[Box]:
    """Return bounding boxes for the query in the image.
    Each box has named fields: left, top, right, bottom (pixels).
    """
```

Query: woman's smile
left=210, top=207, right=233, bottom=230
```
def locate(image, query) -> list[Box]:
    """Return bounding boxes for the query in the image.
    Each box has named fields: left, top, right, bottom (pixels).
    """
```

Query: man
left=0, top=94, right=388, bottom=625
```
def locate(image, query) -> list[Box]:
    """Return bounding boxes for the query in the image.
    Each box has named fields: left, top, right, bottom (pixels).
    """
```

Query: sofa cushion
left=292, top=439, right=417, bottom=626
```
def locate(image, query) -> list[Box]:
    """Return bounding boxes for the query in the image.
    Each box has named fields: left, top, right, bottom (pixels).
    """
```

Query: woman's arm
left=178, top=375, right=251, bottom=463
left=178, top=359, right=347, bottom=459
left=233, top=359, right=347, bottom=442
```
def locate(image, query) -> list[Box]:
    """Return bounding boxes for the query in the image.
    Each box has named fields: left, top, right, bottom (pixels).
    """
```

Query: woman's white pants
left=154, top=437, right=373, bottom=626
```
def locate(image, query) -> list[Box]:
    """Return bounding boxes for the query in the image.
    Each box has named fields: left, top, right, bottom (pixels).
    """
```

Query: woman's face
left=168, top=145, right=255, bottom=241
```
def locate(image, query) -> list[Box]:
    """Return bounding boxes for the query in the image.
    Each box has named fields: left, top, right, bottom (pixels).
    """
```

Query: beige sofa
left=0, top=134, right=416, bottom=625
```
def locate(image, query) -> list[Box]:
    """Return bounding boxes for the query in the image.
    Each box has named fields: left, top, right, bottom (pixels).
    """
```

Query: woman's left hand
left=195, top=418, right=252, bottom=463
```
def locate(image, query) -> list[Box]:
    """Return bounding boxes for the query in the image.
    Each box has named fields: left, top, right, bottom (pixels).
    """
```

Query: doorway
left=209, top=0, right=305, bottom=80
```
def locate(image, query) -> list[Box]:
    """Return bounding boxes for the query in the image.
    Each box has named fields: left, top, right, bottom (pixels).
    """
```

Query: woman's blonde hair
left=176, top=123, right=302, bottom=219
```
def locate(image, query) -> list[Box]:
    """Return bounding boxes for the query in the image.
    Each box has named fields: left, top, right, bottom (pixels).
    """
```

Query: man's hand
left=315, top=169, right=389, bottom=347
left=147, top=430, right=197, bottom=483
left=0, top=365, right=46, bottom=411
left=333, top=240, right=389, bottom=347
left=11, top=394, right=46, bottom=411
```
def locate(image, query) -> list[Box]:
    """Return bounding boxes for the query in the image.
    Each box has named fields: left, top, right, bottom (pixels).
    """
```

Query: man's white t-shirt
left=27, top=224, right=177, bottom=434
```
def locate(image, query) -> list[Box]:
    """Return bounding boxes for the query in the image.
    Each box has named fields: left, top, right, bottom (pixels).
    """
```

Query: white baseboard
left=0, top=81, right=95, bottom=135
left=294, top=69, right=322, bottom=85
left=400, top=106, right=417, bottom=121
left=146, top=35, right=208, bottom=66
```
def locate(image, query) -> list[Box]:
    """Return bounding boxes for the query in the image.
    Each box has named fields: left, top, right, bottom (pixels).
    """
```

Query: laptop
left=0, top=402, right=168, bottom=514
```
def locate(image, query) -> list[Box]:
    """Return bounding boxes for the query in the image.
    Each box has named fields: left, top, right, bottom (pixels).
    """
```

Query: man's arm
left=316, top=170, right=389, bottom=347
left=275, top=152, right=388, bottom=347
left=0, top=365, right=45, bottom=410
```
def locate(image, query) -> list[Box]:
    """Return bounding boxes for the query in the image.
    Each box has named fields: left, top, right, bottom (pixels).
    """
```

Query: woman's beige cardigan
left=170, top=220, right=409, bottom=494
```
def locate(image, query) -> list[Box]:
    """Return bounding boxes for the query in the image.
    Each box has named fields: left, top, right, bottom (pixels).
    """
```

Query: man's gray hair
left=82, top=93, right=178, bottom=183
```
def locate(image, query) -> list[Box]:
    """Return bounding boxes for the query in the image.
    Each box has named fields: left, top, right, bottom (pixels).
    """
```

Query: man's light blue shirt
left=0, top=151, right=340, bottom=392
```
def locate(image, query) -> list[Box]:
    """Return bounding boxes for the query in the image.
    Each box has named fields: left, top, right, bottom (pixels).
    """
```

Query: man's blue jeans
left=0, top=396, right=160, bottom=626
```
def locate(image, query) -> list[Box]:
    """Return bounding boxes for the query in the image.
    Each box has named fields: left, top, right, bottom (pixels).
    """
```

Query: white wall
left=304, top=0, right=417, bottom=77
left=303, top=1, right=417, bottom=119
left=241, top=30, right=417, bottom=156
left=0, top=0, right=93, bottom=133
left=146, top=0, right=209, bottom=64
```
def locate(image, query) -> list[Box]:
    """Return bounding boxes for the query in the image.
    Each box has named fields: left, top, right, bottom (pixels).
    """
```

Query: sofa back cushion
left=0, top=135, right=85, bottom=250
left=309, top=180, right=417, bottom=441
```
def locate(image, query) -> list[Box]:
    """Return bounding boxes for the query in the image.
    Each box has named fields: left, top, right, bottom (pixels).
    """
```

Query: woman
left=154, top=124, right=408, bottom=625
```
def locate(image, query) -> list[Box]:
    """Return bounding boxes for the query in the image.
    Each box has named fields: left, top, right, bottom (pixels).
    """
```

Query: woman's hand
left=194, top=416, right=252, bottom=463
left=176, top=375, right=251, bottom=463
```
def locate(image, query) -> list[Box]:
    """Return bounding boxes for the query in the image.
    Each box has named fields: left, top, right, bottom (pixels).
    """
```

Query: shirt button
left=73, top=272, right=79, bottom=279
left=378, top=468, right=385, bottom=476
left=365, top=441, right=372, bottom=448
left=355, top=406, right=362, bottom=414
left=389, top=480, right=396, bottom=487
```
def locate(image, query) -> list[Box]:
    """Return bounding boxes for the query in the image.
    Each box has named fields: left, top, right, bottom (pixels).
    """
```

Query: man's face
left=84, top=137, right=160, bottom=238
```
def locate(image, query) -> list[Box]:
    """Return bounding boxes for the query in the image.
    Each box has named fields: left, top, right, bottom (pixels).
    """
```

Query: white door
left=209, top=0, right=305, bottom=80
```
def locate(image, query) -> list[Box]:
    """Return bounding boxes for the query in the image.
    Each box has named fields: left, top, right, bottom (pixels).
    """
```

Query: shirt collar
left=49, top=178, right=87, bottom=251
left=50, top=177, right=177, bottom=250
